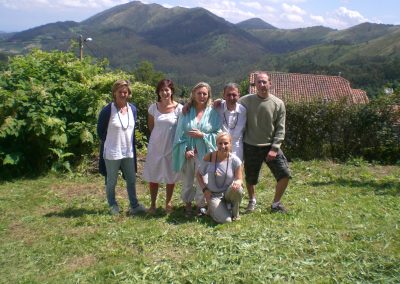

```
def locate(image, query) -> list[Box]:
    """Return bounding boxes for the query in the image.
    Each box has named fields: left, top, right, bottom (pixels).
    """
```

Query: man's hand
left=213, top=99, right=222, bottom=109
left=182, top=102, right=191, bottom=114
left=266, top=149, right=278, bottom=161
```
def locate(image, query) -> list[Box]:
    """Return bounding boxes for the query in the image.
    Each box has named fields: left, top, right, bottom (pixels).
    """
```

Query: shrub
left=0, top=49, right=154, bottom=178
left=285, top=93, right=400, bottom=163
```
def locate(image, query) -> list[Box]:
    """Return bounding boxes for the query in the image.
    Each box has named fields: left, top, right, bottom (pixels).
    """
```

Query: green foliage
left=0, top=52, right=9, bottom=71
left=285, top=93, right=400, bottom=163
left=133, top=61, right=165, bottom=87
left=239, top=77, right=250, bottom=95
left=130, top=81, right=155, bottom=141
left=0, top=49, right=154, bottom=178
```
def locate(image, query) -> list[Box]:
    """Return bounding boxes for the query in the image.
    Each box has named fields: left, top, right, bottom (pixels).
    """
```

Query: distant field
left=0, top=160, right=399, bottom=283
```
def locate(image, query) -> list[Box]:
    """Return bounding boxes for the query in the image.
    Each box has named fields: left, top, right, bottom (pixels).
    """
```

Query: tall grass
left=0, top=160, right=399, bottom=283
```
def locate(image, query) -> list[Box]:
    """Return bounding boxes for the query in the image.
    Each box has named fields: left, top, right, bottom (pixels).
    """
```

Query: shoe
left=128, top=204, right=147, bottom=215
left=271, top=203, right=287, bottom=213
left=185, top=204, right=193, bottom=217
left=110, top=205, right=120, bottom=215
left=197, top=207, right=207, bottom=217
left=245, top=200, right=256, bottom=213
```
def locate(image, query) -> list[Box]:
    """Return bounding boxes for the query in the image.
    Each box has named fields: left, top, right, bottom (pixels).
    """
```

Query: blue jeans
left=104, top=158, right=138, bottom=209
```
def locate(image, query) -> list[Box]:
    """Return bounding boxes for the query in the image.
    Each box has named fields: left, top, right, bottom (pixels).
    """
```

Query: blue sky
left=0, top=0, right=399, bottom=32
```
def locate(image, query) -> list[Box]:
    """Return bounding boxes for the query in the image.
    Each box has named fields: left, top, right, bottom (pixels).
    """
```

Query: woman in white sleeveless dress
left=143, top=79, right=183, bottom=214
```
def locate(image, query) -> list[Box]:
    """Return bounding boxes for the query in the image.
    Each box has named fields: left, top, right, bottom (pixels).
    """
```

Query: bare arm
left=231, top=164, right=243, bottom=191
left=148, top=113, right=154, bottom=133
left=196, top=153, right=212, bottom=202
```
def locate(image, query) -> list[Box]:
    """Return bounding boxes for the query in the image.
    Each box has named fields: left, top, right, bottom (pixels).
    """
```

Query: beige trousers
left=208, top=186, right=243, bottom=223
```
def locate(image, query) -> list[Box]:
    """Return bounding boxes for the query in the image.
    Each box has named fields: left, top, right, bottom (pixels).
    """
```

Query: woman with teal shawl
left=173, top=82, right=221, bottom=216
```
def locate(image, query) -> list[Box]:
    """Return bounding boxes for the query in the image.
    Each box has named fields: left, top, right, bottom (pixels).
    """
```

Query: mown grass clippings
left=0, top=161, right=399, bottom=283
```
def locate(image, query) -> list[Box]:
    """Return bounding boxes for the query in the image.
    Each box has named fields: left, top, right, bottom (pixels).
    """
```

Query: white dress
left=143, top=102, right=183, bottom=184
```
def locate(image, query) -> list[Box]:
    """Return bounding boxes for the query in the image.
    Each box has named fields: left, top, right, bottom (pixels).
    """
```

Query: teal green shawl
left=172, top=106, right=221, bottom=172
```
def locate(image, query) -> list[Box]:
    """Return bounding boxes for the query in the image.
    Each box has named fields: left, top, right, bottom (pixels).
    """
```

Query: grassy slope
left=0, top=160, right=399, bottom=283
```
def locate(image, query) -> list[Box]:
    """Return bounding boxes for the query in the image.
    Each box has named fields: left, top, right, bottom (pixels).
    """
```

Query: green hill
left=0, top=2, right=399, bottom=96
left=236, top=18, right=277, bottom=30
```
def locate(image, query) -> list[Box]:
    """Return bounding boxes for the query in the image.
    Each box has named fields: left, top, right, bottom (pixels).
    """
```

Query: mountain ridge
left=0, top=2, right=399, bottom=95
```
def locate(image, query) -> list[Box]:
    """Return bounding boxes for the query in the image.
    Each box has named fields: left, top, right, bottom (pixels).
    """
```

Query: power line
left=83, top=42, right=99, bottom=58
left=0, top=35, right=108, bottom=61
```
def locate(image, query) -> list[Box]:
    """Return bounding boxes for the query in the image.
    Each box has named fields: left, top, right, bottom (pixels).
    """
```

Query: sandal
left=148, top=206, right=156, bottom=215
left=165, top=204, right=173, bottom=214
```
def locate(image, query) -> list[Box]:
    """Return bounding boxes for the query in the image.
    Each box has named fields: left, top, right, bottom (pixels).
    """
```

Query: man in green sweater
left=240, top=72, right=291, bottom=213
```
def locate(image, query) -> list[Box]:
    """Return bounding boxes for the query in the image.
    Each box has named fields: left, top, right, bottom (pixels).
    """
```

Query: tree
left=133, top=60, right=165, bottom=87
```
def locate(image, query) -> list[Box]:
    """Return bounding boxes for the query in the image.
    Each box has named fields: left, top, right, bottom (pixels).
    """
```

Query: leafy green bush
left=285, top=93, right=400, bottom=163
left=0, top=49, right=154, bottom=178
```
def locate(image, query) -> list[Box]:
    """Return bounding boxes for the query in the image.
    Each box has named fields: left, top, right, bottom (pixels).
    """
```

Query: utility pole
left=79, top=35, right=84, bottom=60
left=79, top=34, right=92, bottom=60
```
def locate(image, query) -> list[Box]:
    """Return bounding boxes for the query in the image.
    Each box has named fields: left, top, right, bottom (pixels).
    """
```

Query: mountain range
left=0, top=1, right=399, bottom=95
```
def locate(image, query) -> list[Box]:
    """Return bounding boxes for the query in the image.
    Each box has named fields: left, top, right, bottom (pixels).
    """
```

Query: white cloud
left=282, top=3, right=306, bottom=15
left=282, top=13, right=304, bottom=23
left=197, top=0, right=256, bottom=23
left=0, top=0, right=129, bottom=10
left=310, top=14, right=325, bottom=25
left=239, top=1, right=261, bottom=10
left=322, top=6, right=368, bottom=29
left=336, top=6, right=367, bottom=22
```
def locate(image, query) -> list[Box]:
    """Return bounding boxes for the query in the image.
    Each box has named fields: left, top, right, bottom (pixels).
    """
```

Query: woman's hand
left=204, top=189, right=212, bottom=203
left=185, top=150, right=195, bottom=160
left=187, top=128, right=204, bottom=138
left=231, top=179, right=242, bottom=191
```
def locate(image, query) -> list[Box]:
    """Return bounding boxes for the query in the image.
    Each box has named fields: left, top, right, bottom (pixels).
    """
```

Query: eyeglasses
left=257, top=80, right=268, bottom=84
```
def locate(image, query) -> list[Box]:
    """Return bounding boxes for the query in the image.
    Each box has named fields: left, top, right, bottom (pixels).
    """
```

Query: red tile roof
left=249, top=71, right=369, bottom=104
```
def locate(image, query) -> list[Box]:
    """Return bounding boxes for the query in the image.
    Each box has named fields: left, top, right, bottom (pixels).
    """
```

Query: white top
left=143, top=102, right=183, bottom=184
left=199, top=153, right=242, bottom=193
left=217, top=101, right=247, bottom=160
left=104, top=103, right=135, bottom=160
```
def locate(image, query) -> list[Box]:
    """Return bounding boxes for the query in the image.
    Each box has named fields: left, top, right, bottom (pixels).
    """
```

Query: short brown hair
left=112, top=79, right=132, bottom=101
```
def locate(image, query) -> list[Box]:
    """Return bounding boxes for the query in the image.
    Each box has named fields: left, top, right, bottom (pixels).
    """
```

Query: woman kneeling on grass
left=196, top=132, right=244, bottom=223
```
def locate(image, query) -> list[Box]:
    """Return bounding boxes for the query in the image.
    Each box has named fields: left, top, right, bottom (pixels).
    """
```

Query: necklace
left=214, top=152, right=230, bottom=189
left=223, top=111, right=239, bottom=129
left=117, top=106, right=129, bottom=130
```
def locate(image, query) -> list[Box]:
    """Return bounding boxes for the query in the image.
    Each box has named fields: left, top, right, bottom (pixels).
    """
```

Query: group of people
left=97, top=72, right=291, bottom=223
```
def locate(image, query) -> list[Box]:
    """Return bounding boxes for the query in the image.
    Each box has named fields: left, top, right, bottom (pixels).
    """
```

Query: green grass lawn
left=0, top=160, right=399, bottom=283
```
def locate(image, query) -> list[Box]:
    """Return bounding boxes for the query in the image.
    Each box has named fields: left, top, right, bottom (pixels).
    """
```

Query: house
left=248, top=71, right=369, bottom=104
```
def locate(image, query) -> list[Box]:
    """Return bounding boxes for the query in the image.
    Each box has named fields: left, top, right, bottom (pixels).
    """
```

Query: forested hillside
left=0, top=1, right=399, bottom=96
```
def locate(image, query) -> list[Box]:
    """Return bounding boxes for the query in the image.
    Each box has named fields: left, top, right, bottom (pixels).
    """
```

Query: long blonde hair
left=188, top=82, right=212, bottom=108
